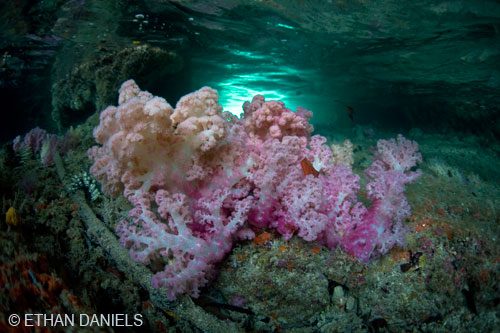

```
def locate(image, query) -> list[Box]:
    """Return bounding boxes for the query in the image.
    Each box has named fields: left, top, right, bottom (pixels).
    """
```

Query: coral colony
left=88, top=80, right=422, bottom=300
left=13, top=127, right=79, bottom=166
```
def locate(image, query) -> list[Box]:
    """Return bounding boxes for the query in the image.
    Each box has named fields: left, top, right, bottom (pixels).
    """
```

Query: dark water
left=1, top=0, right=499, bottom=141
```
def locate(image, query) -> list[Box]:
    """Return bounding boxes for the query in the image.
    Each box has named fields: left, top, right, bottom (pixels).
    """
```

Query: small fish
left=132, top=40, right=142, bottom=45
left=347, top=106, right=354, bottom=121
left=162, top=309, right=181, bottom=320
left=300, top=158, right=319, bottom=177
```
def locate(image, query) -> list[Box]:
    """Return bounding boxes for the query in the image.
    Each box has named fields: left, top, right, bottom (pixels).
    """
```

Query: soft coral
left=341, top=135, right=422, bottom=261
left=90, top=81, right=423, bottom=300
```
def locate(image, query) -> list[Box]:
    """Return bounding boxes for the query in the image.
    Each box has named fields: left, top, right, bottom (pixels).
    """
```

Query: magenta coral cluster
left=89, top=80, right=422, bottom=300
left=13, top=127, right=79, bottom=166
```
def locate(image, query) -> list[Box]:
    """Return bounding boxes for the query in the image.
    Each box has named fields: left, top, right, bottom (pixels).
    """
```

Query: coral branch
left=88, top=80, right=422, bottom=299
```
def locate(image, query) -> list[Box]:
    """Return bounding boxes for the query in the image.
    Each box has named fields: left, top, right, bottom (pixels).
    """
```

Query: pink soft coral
left=242, top=95, right=313, bottom=147
left=264, top=135, right=421, bottom=262
left=89, top=80, right=422, bottom=300
left=171, top=86, right=226, bottom=153
left=116, top=188, right=252, bottom=300
left=88, top=80, right=240, bottom=197
left=305, top=135, right=335, bottom=174
left=245, top=136, right=305, bottom=229
left=341, top=135, right=422, bottom=261
left=90, top=80, right=254, bottom=300
left=88, top=81, right=176, bottom=196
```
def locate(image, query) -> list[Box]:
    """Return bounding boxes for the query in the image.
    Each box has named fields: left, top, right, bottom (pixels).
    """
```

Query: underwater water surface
left=1, top=0, right=500, bottom=332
